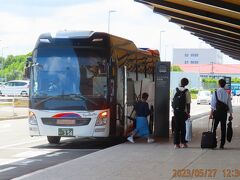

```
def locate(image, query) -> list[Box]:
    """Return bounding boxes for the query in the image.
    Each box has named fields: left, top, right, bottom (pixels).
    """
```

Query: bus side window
left=127, top=78, right=136, bottom=105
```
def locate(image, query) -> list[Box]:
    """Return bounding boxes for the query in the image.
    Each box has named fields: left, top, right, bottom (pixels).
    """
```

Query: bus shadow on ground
left=32, top=137, right=126, bottom=150
left=0, top=148, right=100, bottom=180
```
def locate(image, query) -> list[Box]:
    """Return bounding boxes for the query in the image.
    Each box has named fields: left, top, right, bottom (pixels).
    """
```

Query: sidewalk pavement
left=16, top=106, right=240, bottom=180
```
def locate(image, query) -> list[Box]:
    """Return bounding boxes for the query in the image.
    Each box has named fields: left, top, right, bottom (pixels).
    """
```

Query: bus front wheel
left=47, top=136, right=61, bottom=144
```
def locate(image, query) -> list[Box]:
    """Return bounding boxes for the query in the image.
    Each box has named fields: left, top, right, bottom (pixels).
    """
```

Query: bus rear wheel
left=47, top=136, right=61, bottom=144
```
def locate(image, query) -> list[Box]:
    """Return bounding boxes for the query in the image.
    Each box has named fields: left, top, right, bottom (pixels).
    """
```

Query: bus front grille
left=41, top=118, right=91, bottom=126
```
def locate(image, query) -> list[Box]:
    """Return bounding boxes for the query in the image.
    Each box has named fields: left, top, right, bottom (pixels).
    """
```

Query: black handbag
left=227, top=118, right=233, bottom=142
left=171, top=116, right=175, bottom=133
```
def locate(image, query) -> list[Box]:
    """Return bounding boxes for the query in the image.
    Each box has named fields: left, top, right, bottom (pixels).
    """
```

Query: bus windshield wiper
left=34, top=96, right=57, bottom=108
left=64, top=94, right=98, bottom=106
left=34, top=95, right=71, bottom=108
left=34, top=94, right=98, bottom=107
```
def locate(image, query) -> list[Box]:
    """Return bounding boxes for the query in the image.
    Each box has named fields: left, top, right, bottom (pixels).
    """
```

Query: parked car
left=197, top=90, right=212, bottom=105
left=232, top=90, right=240, bottom=96
left=231, top=83, right=240, bottom=96
left=0, top=82, right=5, bottom=87
left=0, top=80, right=29, bottom=96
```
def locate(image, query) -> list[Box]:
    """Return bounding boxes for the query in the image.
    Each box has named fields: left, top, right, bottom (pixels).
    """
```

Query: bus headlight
left=95, top=111, right=108, bottom=126
left=29, top=111, right=38, bottom=125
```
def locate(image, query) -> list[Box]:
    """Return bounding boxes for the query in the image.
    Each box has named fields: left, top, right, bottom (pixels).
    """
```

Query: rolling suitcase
left=201, top=118, right=217, bottom=149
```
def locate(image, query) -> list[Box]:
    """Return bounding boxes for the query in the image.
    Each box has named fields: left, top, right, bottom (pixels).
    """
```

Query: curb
left=0, top=116, right=28, bottom=121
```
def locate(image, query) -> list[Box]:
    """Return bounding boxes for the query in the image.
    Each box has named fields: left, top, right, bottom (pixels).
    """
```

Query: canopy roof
left=135, top=0, right=240, bottom=61
left=109, top=34, right=160, bottom=72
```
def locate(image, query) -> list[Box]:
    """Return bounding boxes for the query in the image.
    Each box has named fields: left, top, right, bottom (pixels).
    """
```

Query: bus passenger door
left=114, top=66, right=136, bottom=137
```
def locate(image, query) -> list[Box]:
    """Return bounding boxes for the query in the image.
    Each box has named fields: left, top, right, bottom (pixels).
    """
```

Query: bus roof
left=35, top=31, right=160, bottom=72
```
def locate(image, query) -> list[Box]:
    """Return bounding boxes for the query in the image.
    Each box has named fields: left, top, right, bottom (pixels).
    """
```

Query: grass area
left=14, top=99, right=29, bottom=107
left=191, top=93, right=197, bottom=99
left=0, top=99, right=28, bottom=107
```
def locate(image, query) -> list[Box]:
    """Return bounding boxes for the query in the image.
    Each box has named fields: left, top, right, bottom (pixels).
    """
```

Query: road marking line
left=45, top=152, right=68, bottom=157
left=192, top=115, right=209, bottom=121
left=0, top=167, right=16, bottom=173
left=13, top=150, right=51, bottom=158
left=0, top=124, right=11, bottom=129
left=13, top=159, right=42, bottom=166
left=0, top=158, right=25, bottom=166
left=0, top=138, right=46, bottom=149
left=0, top=130, right=11, bottom=133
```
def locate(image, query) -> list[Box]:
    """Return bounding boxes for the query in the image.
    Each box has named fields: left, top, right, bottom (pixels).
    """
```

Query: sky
left=0, top=0, right=239, bottom=64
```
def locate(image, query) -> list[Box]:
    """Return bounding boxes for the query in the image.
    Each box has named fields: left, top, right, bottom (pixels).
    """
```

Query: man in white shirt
left=209, top=79, right=233, bottom=149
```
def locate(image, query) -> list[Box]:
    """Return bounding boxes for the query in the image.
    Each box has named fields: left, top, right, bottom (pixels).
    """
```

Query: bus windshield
left=31, top=47, right=108, bottom=110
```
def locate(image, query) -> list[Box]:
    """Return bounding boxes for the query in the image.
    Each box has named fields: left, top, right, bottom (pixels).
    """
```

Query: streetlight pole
left=211, top=62, right=214, bottom=74
left=0, top=40, right=2, bottom=69
left=0, top=40, right=2, bottom=57
left=108, top=10, right=116, bottom=34
left=198, top=41, right=204, bottom=48
left=159, top=30, right=165, bottom=60
left=165, top=44, right=168, bottom=61
left=210, top=61, right=215, bottom=78
left=165, top=44, right=174, bottom=62
left=2, top=47, right=8, bottom=58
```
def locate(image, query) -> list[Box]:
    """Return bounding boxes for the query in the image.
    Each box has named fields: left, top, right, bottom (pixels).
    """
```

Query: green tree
left=0, top=53, right=31, bottom=81
left=171, top=65, right=182, bottom=72
left=231, top=77, right=240, bottom=83
left=202, top=78, right=217, bottom=83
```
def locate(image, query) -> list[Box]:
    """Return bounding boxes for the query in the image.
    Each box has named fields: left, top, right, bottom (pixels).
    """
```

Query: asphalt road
left=0, top=119, right=124, bottom=180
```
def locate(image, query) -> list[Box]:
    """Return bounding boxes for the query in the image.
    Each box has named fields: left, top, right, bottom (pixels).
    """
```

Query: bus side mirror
left=24, top=57, right=32, bottom=79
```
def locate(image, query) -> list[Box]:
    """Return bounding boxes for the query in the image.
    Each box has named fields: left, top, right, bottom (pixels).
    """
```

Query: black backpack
left=172, top=88, right=188, bottom=111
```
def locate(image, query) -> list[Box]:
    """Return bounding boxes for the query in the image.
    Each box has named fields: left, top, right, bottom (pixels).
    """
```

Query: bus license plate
left=58, top=128, right=73, bottom=136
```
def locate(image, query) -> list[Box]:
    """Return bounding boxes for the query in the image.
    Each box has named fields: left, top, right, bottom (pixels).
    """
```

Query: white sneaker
left=127, top=136, right=135, bottom=143
left=147, top=138, right=155, bottom=143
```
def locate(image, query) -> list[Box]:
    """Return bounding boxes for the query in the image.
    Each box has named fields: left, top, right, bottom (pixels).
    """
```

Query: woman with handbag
left=127, top=92, right=154, bottom=143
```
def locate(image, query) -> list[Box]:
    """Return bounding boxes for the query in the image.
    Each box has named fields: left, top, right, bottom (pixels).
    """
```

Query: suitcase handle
left=208, top=118, right=215, bottom=132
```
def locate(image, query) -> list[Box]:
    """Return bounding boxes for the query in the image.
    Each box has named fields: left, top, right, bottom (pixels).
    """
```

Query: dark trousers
left=213, top=111, right=227, bottom=147
left=173, top=111, right=187, bottom=145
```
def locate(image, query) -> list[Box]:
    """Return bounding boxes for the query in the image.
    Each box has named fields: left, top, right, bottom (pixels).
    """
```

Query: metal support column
left=154, top=62, right=171, bottom=138
left=123, top=66, right=128, bottom=136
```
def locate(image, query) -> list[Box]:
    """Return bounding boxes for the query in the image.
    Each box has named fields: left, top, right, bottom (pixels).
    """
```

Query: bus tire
left=47, top=136, right=61, bottom=144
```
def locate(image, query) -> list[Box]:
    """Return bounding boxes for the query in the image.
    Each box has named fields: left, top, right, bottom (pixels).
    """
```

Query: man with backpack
left=172, top=78, right=191, bottom=149
left=209, top=79, right=233, bottom=149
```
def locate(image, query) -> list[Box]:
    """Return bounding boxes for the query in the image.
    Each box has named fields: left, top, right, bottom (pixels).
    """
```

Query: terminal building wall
left=173, top=48, right=223, bottom=64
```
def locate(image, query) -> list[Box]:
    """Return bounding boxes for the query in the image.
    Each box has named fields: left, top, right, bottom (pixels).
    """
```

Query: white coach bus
left=25, top=31, right=159, bottom=144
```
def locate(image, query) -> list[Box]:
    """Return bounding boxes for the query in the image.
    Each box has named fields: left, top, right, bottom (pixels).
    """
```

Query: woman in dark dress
left=127, top=92, right=154, bottom=143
